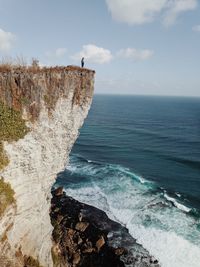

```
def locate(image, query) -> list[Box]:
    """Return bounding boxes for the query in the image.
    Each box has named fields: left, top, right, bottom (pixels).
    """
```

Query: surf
left=55, top=154, right=200, bottom=267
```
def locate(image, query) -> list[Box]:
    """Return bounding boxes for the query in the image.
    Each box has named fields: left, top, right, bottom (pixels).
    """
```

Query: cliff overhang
left=0, top=64, right=95, bottom=267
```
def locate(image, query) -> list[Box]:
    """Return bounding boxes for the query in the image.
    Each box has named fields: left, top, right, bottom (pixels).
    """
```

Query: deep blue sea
left=56, top=95, right=200, bottom=267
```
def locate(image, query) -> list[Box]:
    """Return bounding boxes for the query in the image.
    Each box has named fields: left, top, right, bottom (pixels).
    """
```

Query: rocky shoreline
left=50, top=187, right=160, bottom=267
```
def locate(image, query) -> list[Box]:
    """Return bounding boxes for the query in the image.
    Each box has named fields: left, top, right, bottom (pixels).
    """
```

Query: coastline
left=51, top=187, right=160, bottom=267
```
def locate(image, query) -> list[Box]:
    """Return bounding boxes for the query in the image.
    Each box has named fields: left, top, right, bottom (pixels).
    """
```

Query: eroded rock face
left=0, top=66, right=95, bottom=267
left=50, top=188, right=160, bottom=267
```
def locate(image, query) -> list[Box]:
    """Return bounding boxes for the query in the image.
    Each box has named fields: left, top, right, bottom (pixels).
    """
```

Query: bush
left=0, top=101, right=29, bottom=170
left=0, top=178, right=15, bottom=216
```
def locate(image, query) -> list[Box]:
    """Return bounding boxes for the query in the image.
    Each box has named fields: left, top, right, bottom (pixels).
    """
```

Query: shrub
left=0, top=101, right=29, bottom=170
left=0, top=102, right=28, bottom=215
left=0, top=102, right=29, bottom=142
left=0, top=178, right=15, bottom=216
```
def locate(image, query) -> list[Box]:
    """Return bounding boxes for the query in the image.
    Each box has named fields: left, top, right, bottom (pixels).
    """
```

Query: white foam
left=117, top=167, right=148, bottom=185
left=128, top=223, right=200, bottom=267
left=175, top=193, right=181, bottom=198
left=105, top=206, right=198, bottom=267
left=137, top=175, right=146, bottom=184
left=164, top=193, right=191, bottom=213
left=63, top=157, right=200, bottom=267
left=64, top=185, right=114, bottom=219
left=65, top=184, right=200, bottom=267
left=66, top=165, right=77, bottom=172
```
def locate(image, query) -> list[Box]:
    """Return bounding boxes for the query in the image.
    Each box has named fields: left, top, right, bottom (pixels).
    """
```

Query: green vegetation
left=43, top=94, right=52, bottom=107
left=0, top=101, right=29, bottom=142
left=0, top=101, right=29, bottom=170
left=0, top=142, right=9, bottom=170
left=0, top=101, right=29, bottom=215
left=24, top=256, right=44, bottom=267
left=19, top=96, right=31, bottom=106
left=0, top=178, right=15, bottom=216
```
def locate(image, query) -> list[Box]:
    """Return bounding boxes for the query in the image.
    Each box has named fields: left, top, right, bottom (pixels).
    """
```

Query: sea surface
left=56, top=95, right=200, bottom=267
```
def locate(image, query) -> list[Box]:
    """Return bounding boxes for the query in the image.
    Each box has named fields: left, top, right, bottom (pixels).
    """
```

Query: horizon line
left=94, top=93, right=200, bottom=99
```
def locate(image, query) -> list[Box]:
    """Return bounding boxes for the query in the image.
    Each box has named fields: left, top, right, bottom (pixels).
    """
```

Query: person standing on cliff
left=81, top=57, right=84, bottom=68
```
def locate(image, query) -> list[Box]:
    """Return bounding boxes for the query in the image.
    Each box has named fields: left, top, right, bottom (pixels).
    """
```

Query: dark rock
left=73, top=252, right=81, bottom=265
left=50, top=189, right=160, bottom=267
left=96, top=236, right=105, bottom=252
left=54, top=186, right=64, bottom=196
left=115, top=248, right=127, bottom=256
left=75, top=222, right=89, bottom=232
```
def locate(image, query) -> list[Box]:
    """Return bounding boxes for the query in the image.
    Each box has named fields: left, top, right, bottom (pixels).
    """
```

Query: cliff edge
left=0, top=65, right=95, bottom=267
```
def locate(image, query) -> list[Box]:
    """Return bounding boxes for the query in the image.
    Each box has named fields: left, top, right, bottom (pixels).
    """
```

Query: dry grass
left=0, top=57, right=95, bottom=74
left=0, top=56, right=27, bottom=72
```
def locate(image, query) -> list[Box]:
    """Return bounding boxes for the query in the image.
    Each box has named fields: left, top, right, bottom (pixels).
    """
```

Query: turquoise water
left=56, top=95, right=200, bottom=267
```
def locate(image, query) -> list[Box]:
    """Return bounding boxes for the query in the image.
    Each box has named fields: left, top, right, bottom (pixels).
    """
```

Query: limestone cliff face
left=0, top=65, right=95, bottom=267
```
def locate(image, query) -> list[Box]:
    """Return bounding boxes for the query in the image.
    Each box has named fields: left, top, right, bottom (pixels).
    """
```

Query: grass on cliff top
left=0, top=178, right=15, bottom=216
left=0, top=101, right=29, bottom=170
left=0, top=56, right=95, bottom=73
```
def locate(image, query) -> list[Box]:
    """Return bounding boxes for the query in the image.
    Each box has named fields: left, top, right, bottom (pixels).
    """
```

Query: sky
left=0, top=0, right=200, bottom=97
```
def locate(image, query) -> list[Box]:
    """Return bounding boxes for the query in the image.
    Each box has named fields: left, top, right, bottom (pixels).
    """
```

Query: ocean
left=56, top=95, right=200, bottom=267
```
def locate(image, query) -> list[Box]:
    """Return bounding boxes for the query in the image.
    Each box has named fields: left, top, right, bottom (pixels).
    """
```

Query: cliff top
left=0, top=64, right=95, bottom=74
left=0, top=64, right=95, bottom=119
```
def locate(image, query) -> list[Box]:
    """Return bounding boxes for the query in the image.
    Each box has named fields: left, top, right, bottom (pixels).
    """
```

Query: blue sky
left=0, top=0, right=200, bottom=96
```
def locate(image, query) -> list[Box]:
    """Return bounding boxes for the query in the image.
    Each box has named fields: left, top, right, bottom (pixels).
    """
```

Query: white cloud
left=106, top=0, right=166, bottom=25
left=72, top=44, right=113, bottom=64
left=0, top=28, right=15, bottom=52
left=45, top=48, right=67, bottom=59
left=192, top=24, right=200, bottom=32
left=163, top=0, right=198, bottom=26
left=105, top=0, right=197, bottom=26
left=117, top=48, right=154, bottom=60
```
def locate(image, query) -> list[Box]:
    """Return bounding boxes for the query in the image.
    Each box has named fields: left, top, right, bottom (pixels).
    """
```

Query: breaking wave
left=56, top=154, right=200, bottom=267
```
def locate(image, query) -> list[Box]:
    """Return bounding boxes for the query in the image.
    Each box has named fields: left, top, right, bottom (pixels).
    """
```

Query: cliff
left=0, top=65, right=95, bottom=267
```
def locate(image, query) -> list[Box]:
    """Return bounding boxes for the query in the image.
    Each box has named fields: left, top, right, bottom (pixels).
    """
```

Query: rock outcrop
left=0, top=65, right=95, bottom=267
left=50, top=187, right=160, bottom=267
